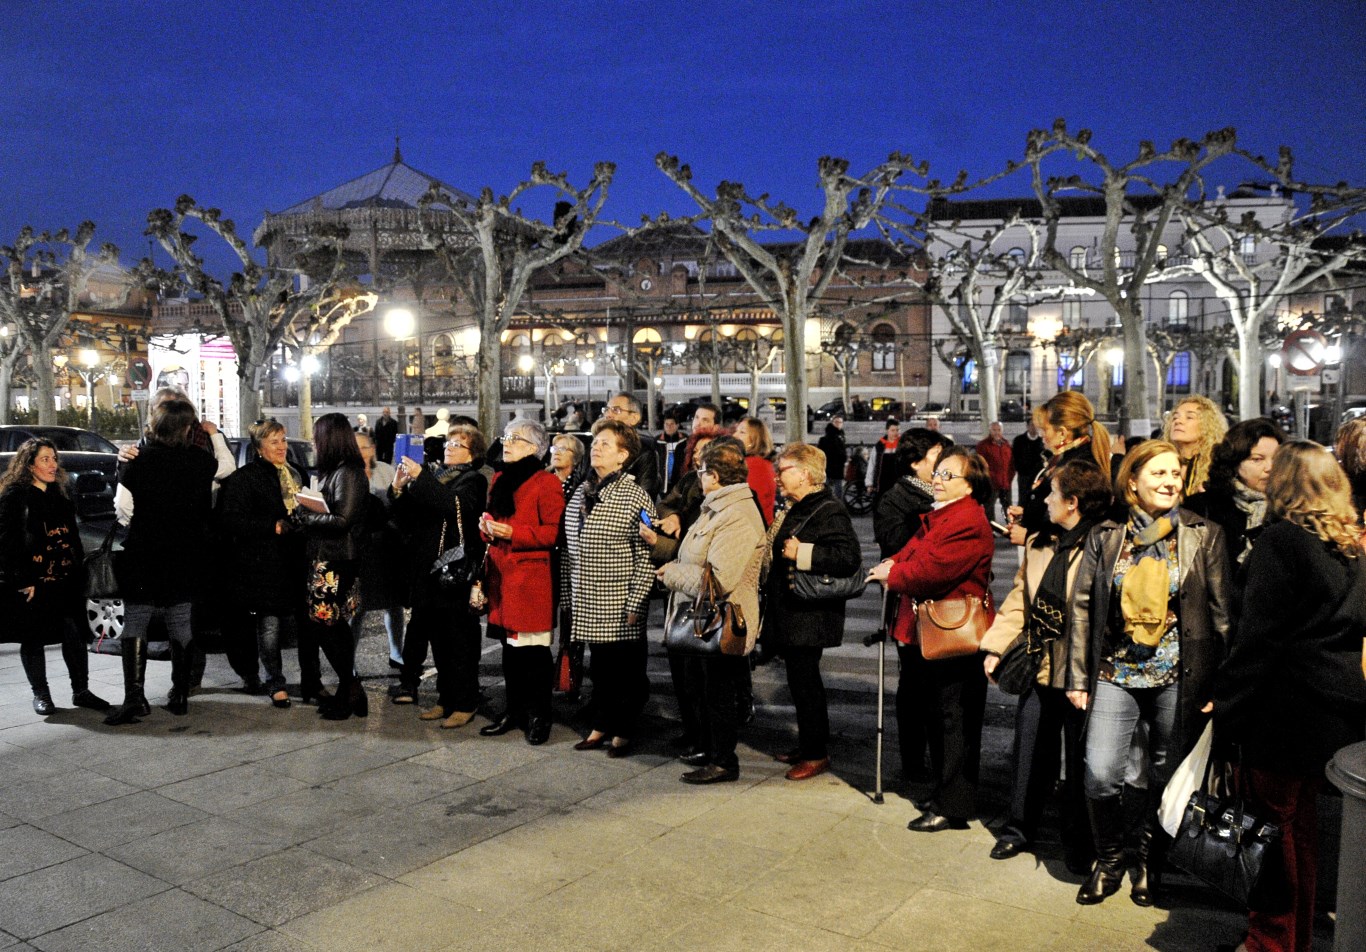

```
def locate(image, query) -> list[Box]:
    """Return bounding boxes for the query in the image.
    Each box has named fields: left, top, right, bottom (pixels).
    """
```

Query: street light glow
left=79, top=348, right=99, bottom=369
left=383, top=307, right=415, bottom=340
left=301, top=354, right=320, bottom=375
left=1267, top=353, right=1282, bottom=368
left=1105, top=345, right=1124, bottom=367
left=517, top=353, right=535, bottom=373
left=282, top=366, right=300, bottom=383
left=580, top=357, right=595, bottom=375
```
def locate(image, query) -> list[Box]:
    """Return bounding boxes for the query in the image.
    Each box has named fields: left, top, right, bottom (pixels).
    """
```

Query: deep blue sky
left=3, top=0, right=1363, bottom=277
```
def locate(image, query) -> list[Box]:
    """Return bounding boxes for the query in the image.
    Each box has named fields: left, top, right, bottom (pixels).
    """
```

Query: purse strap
left=436, top=496, right=466, bottom=557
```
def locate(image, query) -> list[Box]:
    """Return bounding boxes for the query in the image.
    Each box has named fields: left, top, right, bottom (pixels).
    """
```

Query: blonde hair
left=1043, top=391, right=1111, bottom=471
left=1265, top=441, right=1361, bottom=558
left=1164, top=396, right=1227, bottom=494
left=775, top=442, right=826, bottom=488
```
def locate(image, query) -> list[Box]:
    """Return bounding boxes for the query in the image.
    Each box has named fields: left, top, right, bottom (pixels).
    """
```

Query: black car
left=0, top=425, right=118, bottom=518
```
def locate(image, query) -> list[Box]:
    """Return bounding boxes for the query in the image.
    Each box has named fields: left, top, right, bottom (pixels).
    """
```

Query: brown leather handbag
left=916, top=593, right=990, bottom=660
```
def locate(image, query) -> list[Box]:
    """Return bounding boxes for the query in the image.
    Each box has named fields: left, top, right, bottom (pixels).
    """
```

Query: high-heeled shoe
left=607, top=739, right=634, bottom=759
left=270, top=691, right=291, bottom=709
left=573, top=733, right=608, bottom=750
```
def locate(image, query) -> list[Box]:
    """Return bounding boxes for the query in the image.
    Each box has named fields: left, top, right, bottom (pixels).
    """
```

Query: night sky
left=3, top=0, right=1363, bottom=277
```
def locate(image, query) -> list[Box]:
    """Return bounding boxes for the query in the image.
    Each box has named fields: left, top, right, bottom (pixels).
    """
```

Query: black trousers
left=310, top=619, right=355, bottom=693
left=782, top=646, right=829, bottom=761
left=684, top=653, right=746, bottom=771
left=895, top=641, right=931, bottom=781
left=910, top=651, right=987, bottom=821
left=500, top=642, right=553, bottom=723
left=403, top=597, right=482, bottom=712
left=19, top=618, right=90, bottom=697
left=667, top=647, right=703, bottom=743
left=1002, top=684, right=1088, bottom=852
left=587, top=639, right=649, bottom=739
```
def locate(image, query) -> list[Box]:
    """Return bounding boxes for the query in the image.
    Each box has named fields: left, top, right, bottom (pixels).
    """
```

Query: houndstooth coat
left=562, top=472, right=657, bottom=644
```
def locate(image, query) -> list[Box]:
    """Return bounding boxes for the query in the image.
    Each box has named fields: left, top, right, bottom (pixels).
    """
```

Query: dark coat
left=1183, top=488, right=1257, bottom=627
left=1214, top=520, right=1366, bottom=775
left=484, top=469, right=565, bottom=633
left=658, top=433, right=687, bottom=494
left=1011, top=431, right=1045, bottom=500
left=628, top=431, right=661, bottom=499
left=873, top=476, right=934, bottom=559
left=373, top=413, right=398, bottom=459
left=216, top=458, right=307, bottom=615
left=763, top=489, right=862, bottom=649
left=0, top=483, right=84, bottom=645
left=296, top=462, right=369, bottom=564
left=885, top=495, right=996, bottom=645
left=390, top=464, right=487, bottom=609
left=116, top=443, right=216, bottom=606
left=1066, top=508, right=1232, bottom=757
left=817, top=424, right=847, bottom=483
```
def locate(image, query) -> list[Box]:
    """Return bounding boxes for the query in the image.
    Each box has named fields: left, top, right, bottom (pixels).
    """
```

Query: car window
left=77, top=432, right=117, bottom=453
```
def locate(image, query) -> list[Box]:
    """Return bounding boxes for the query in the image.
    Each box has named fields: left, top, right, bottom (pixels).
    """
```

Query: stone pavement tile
left=576, top=763, right=764, bottom=828
left=105, top=815, right=294, bottom=884
left=0, top=718, right=133, bottom=758
left=574, top=827, right=789, bottom=904
left=157, top=763, right=311, bottom=814
left=503, top=873, right=713, bottom=951
left=0, top=744, right=67, bottom=786
left=785, top=814, right=963, bottom=886
left=183, top=846, right=384, bottom=928
left=1074, top=891, right=1246, bottom=949
left=638, top=902, right=893, bottom=952
left=406, top=735, right=550, bottom=781
left=321, top=759, right=478, bottom=808
left=1044, top=919, right=1185, bottom=952
left=0, top=768, right=140, bottom=822
left=278, top=881, right=495, bottom=952
left=86, top=735, right=248, bottom=788
left=486, top=749, right=644, bottom=805
left=398, top=809, right=668, bottom=915
left=867, top=887, right=1069, bottom=951
left=215, top=930, right=322, bottom=952
left=223, top=785, right=378, bottom=845
left=0, top=813, right=17, bottom=832
left=744, top=767, right=894, bottom=819
left=926, top=838, right=1090, bottom=922
left=27, top=886, right=260, bottom=952
left=0, top=826, right=87, bottom=882
left=0, top=853, right=168, bottom=939
left=33, top=790, right=209, bottom=853
left=253, top=736, right=411, bottom=785
left=675, top=796, right=846, bottom=854
left=302, top=785, right=551, bottom=879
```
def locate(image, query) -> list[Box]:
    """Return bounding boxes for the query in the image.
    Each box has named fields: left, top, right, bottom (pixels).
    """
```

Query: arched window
left=1063, top=299, right=1082, bottom=327
left=632, top=327, right=662, bottom=344
left=832, top=322, right=856, bottom=345
left=1069, top=246, right=1088, bottom=269
left=871, top=323, right=896, bottom=371
left=1168, top=290, right=1189, bottom=326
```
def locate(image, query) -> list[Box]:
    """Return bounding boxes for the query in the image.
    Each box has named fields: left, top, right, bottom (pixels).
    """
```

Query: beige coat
left=980, top=531, right=1084, bottom=689
left=659, top=481, right=766, bottom=654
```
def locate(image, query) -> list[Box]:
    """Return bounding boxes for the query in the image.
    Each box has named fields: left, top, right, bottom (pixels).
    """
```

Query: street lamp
left=383, top=307, right=416, bottom=433
left=77, top=349, right=100, bottom=426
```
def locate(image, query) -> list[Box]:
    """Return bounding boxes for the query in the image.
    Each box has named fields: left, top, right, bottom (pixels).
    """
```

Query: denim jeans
left=1083, top=679, right=1178, bottom=800
left=350, top=607, right=405, bottom=665
left=254, top=614, right=289, bottom=693
left=124, top=602, right=193, bottom=647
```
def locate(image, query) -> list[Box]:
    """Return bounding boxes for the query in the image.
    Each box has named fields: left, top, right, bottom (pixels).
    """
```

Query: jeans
left=350, top=606, right=405, bottom=666
left=255, top=614, right=289, bottom=693
left=124, top=602, right=193, bottom=647
left=1083, top=679, right=1179, bottom=800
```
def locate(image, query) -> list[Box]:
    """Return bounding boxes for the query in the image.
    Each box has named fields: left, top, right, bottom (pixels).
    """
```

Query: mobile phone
left=640, top=508, right=653, bottom=527
left=990, top=521, right=1011, bottom=537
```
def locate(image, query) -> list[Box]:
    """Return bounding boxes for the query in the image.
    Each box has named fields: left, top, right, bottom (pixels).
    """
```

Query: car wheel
left=87, top=598, right=125, bottom=651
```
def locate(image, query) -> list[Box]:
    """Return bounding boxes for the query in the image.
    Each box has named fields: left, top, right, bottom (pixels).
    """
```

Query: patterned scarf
left=1120, top=505, right=1178, bottom=647
left=275, top=462, right=300, bottom=513
left=1027, top=518, right=1093, bottom=645
left=1030, top=434, right=1092, bottom=495
left=910, top=476, right=934, bottom=497
left=1230, top=478, right=1267, bottom=565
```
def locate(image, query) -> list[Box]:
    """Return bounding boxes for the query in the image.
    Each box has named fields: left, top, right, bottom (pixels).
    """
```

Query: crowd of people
left=2, top=388, right=1364, bottom=952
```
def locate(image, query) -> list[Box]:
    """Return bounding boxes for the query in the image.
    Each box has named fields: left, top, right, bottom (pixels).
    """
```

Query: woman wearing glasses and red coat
left=868, top=446, right=996, bottom=834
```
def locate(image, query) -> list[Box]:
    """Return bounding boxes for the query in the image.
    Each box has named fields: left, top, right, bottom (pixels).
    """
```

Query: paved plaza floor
left=0, top=531, right=1334, bottom=951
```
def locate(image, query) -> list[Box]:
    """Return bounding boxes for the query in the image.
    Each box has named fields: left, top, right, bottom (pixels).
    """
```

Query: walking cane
left=862, top=581, right=890, bottom=804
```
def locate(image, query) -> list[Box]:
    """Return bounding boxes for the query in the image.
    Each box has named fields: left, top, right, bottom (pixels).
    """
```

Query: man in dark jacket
left=817, top=414, right=847, bottom=498
left=374, top=407, right=398, bottom=463
left=607, top=392, right=660, bottom=498
left=1011, top=417, right=1044, bottom=510
left=658, top=411, right=687, bottom=495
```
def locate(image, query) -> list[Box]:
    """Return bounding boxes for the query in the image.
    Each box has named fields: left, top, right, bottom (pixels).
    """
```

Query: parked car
left=998, top=399, right=1027, bottom=422
left=0, top=425, right=118, bottom=518
left=664, top=396, right=746, bottom=425
left=813, top=397, right=914, bottom=423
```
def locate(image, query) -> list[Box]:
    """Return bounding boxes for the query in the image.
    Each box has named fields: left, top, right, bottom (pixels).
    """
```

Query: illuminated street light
left=383, top=307, right=415, bottom=340
left=282, top=366, right=301, bottom=383
left=301, top=354, right=321, bottom=376
left=517, top=353, right=535, bottom=374
left=1267, top=353, right=1282, bottom=368
left=1105, top=345, right=1125, bottom=367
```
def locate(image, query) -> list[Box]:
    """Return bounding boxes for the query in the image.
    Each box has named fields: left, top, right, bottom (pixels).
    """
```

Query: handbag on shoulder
left=916, top=593, right=990, bottom=660
left=431, top=498, right=479, bottom=591
left=782, top=499, right=865, bottom=602
left=84, top=521, right=121, bottom=600
left=664, top=564, right=747, bottom=656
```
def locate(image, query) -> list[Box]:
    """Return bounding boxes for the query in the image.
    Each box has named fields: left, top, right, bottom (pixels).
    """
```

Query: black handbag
left=783, top=499, right=865, bottom=602
left=1168, top=748, right=1281, bottom=906
left=664, top=564, right=746, bottom=656
left=431, top=498, right=479, bottom=591
left=84, top=521, right=121, bottom=600
left=993, top=634, right=1042, bottom=695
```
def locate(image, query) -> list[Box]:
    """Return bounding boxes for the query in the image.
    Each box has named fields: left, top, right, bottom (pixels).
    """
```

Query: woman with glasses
left=764, top=442, right=862, bottom=781
left=478, top=419, right=565, bottom=745
left=563, top=418, right=657, bottom=757
left=869, top=446, right=995, bottom=832
left=548, top=433, right=587, bottom=504
left=389, top=423, right=488, bottom=725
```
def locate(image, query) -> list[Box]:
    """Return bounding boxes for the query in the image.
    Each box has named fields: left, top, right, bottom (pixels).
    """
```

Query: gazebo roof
left=272, top=144, right=476, bottom=215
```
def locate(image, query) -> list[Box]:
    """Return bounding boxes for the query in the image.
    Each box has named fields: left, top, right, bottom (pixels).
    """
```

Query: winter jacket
left=296, top=462, right=369, bottom=564
left=975, top=436, right=1014, bottom=492
left=817, top=424, right=847, bottom=483
left=873, top=476, right=934, bottom=559
left=484, top=469, right=565, bottom=634
left=660, top=481, right=767, bottom=654
left=116, top=443, right=216, bottom=606
left=744, top=455, right=776, bottom=525
left=217, top=458, right=307, bottom=615
left=390, top=463, right=487, bottom=609
left=885, top=495, right=996, bottom=646
left=980, top=530, right=1084, bottom=688
left=0, top=483, right=85, bottom=645
left=763, top=489, right=862, bottom=650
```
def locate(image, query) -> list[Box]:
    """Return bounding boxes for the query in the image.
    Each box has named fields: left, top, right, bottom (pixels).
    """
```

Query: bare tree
left=280, top=285, right=377, bottom=438
left=722, top=332, right=782, bottom=418
left=1026, top=122, right=1239, bottom=435
left=1171, top=187, right=1366, bottom=418
left=0, top=223, right=118, bottom=423
left=420, top=162, right=616, bottom=437
left=656, top=153, right=922, bottom=442
left=146, top=196, right=351, bottom=428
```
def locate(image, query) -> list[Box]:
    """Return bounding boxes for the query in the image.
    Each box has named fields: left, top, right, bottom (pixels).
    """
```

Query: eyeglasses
left=505, top=435, right=536, bottom=446
left=604, top=405, right=638, bottom=417
left=445, top=440, right=468, bottom=449
left=931, top=470, right=964, bottom=482
left=696, top=466, right=711, bottom=476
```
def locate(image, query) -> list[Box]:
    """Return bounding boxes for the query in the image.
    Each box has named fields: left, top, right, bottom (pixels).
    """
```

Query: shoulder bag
left=665, top=563, right=747, bottom=656
left=784, top=499, right=865, bottom=602
left=84, top=521, right=121, bottom=600
left=431, top=497, right=479, bottom=591
left=916, top=592, right=991, bottom=660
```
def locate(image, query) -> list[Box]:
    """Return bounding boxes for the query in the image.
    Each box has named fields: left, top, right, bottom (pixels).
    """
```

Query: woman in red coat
left=735, top=416, right=776, bottom=524
left=869, top=445, right=996, bottom=833
left=478, top=419, right=566, bottom=745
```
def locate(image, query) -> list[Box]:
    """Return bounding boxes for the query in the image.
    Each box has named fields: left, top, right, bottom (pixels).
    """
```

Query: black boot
left=164, top=640, right=190, bottom=716
left=105, top=637, right=149, bottom=726
left=187, top=638, right=207, bottom=691
left=1131, top=820, right=1168, bottom=907
left=1076, top=796, right=1127, bottom=905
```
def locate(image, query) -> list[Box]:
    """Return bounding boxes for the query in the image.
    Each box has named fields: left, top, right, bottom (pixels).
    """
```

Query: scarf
left=1120, top=505, right=1178, bottom=647
left=579, top=469, right=624, bottom=526
left=1028, top=518, right=1094, bottom=646
left=275, top=462, right=300, bottom=513
left=1230, top=478, right=1267, bottom=565
left=488, top=455, right=543, bottom=518
left=1030, top=434, right=1092, bottom=495
left=910, top=476, right=934, bottom=498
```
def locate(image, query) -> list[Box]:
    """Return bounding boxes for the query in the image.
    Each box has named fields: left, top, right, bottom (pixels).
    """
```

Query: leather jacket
left=295, top=462, right=368, bottom=563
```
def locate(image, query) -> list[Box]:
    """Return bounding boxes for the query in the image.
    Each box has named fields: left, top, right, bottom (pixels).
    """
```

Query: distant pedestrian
left=976, top=421, right=1014, bottom=523
left=374, top=407, right=398, bottom=463
left=817, top=413, right=847, bottom=498
left=1011, top=415, right=1045, bottom=510
left=866, top=419, right=901, bottom=494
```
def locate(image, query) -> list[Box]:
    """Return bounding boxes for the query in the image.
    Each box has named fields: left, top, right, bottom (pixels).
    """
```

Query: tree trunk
left=749, top=368, right=760, bottom=419
left=1236, top=329, right=1262, bottom=421
left=299, top=352, right=314, bottom=440
left=977, top=342, right=1000, bottom=427
left=238, top=346, right=265, bottom=432
left=709, top=334, right=722, bottom=409
left=477, top=328, right=502, bottom=440
left=0, top=361, right=11, bottom=425
left=1120, top=304, right=1152, bottom=438
left=840, top=365, right=852, bottom=422
left=34, top=343, right=55, bottom=424
left=646, top=366, right=659, bottom=432
left=783, top=298, right=809, bottom=444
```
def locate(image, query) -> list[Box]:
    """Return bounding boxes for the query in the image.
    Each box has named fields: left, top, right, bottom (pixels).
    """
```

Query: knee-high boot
left=1076, top=796, right=1127, bottom=905
left=104, top=637, right=149, bottom=725
left=1131, top=819, right=1168, bottom=907
left=164, top=640, right=190, bottom=715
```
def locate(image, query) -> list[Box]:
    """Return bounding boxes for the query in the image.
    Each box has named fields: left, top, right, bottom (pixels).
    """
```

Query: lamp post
left=383, top=307, right=416, bottom=433
left=77, top=348, right=100, bottom=426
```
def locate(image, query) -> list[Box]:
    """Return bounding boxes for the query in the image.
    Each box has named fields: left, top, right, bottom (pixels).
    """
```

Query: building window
left=1058, top=354, right=1084, bottom=390
left=1069, top=246, right=1088, bottom=269
left=1240, top=235, right=1256, bottom=258
left=1063, top=299, right=1082, bottom=327
left=1004, top=351, right=1030, bottom=393
left=1167, top=352, right=1191, bottom=391
left=1007, top=302, right=1028, bottom=330
left=871, top=323, right=896, bottom=371
left=1168, top=290, right=1189, bottom=327
left=1007, top=247, right=1026, bottom=267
